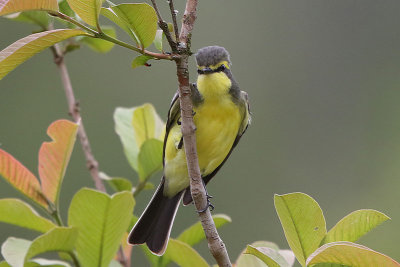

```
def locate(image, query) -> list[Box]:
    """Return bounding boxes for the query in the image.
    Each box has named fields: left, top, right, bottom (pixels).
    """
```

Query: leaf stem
left=51, top=12, right=97, bottom=35
left=51, top=210, right=64, bottom=226
left=47, top=204, right=82, bottom=267
left=133, top=177, right=151, bottom=198
left=51, top=11, right=174, bottom=60
left=97, top=32, right=173, bottom=60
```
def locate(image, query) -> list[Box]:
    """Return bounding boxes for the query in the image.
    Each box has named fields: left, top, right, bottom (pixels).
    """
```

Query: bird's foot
left=197, top=194, right=214, bottom=213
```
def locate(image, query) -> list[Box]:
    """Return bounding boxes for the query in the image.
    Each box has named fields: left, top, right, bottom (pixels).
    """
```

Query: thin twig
left=173, top=0, right=232, bottom=266
left=149, top=0, right=177, bottom=52
left=51, top=43, right=131, bottom=267
left=168, top=0, right=180, bottom=42
left=50, top=44, right=106, bottom=193
left=117, top=246, right=129, bottom=267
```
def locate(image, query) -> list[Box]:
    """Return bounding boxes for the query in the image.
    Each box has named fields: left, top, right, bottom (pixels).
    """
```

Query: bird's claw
left=197, top=194, right=214, bottom=213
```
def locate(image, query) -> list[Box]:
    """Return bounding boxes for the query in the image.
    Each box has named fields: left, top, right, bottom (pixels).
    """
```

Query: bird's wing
left=182, top=90, right=251, bottom=205
left=163, top=84, right=202, bottom=165
left=162, top=91, right=180, bottom=166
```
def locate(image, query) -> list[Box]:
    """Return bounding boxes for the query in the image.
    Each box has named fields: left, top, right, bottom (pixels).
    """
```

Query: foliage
left=0, top=0, right=399, bottom=266
left=0, top=0, right=165, bottom=81
left=0, top=116, right=231, bottom=266
left=235, top=193, right=399, bottom=267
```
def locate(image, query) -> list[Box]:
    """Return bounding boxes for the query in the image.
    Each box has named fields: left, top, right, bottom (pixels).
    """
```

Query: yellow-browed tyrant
left=128, top=46, right=251, bottom=255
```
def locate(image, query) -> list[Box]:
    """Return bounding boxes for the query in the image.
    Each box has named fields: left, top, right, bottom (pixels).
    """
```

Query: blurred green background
left=1, top=0, right=400, bottom=266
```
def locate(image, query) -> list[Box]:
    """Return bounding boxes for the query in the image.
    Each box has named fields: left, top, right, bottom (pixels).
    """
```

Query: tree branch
left=173, top=0, right=232, bottom=266
left=50, top=44, right=106, bottom=193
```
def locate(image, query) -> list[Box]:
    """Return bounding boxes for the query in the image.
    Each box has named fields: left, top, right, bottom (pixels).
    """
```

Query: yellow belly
left=164, top=97, right=241, bottom=197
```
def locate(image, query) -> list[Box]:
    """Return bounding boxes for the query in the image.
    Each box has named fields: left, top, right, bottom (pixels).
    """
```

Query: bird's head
left=195, top=46, right=231, bottom=75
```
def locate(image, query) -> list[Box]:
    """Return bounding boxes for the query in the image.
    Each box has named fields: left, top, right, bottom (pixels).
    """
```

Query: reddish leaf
left=0, top=149, right=47, bottom=207
left=39, top=120, right=78, bottom=204
left=0, top=0, right=58, bottom=16
left=0, top=29, right=87, bottom=80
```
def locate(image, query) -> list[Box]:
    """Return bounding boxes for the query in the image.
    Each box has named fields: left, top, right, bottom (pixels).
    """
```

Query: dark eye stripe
left=197, top=64, right=226, bottom=74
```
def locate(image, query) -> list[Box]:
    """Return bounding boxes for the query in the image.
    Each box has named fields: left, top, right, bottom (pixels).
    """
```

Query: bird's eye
left=220, top=64, right=226, bottom=70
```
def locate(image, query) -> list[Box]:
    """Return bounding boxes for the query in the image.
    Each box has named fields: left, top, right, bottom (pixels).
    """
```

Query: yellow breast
left=163, top=72, right=241, bottom=197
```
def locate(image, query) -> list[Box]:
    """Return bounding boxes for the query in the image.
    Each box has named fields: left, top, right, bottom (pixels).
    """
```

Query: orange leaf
left=39, top=120, right=78, bottom=204
left=0, top=0, right=59, bottom=16
left=0, top=149, right=47, bottom=207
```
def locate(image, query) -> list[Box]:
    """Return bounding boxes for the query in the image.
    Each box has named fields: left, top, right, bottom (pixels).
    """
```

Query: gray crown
left=195, top=46, right=231, bottom=67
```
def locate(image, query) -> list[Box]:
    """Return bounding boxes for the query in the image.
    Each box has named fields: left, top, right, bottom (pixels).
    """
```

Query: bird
left=128, top=46, right=251, bottom=255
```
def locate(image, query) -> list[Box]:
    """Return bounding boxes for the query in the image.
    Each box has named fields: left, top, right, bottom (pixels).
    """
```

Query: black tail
left=128, top=177, right=183, bottom=255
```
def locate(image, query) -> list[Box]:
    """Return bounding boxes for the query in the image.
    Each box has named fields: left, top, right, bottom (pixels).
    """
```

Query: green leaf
left=154, top=29, right=163, bottom=52
left=68, top=189, right=135, bottom=267
left=132, top=103, right=165, bottom=146
left=114, top=107, right=139, bottom=171
left=245, top=245, right=291, bottom=267
left=66, top=0, right=102, bottom=27
left=1, top=229, right=77, bottom=267
left=0, top=0, right=58, bottom=16
left=25, top=227, right=78, bottom=262
left=99, top=172, right=132, bottom=192
left=279, top=250, right=296, bottom=267
left=155, top=214, right=231, bottom=267
left=236, top=241, right=281, bottom=267
left=177, top=214, right=231, bottom=246
left=0, top=29, right=87, bottom=80
left=81, top=26, right=116, bottom=53
left=114, top=107, right=140, bottom=171
left=114, top=104, right=164, bottom=173
left=57, top=0, right=77, bottom=28
left=131, top=55, right=153, bottom=69
left=108, top=3, right=157, bottom=48
left=100, top=7, right=139, bottom=44
left=163, top=239, right=209, bottom=267
left=29, top=258, right=72, bottom=266
left=0, top=198, right=55, bottom=232
left=141, top=246, right=161, bottom=267
left=0, top=261, right=10, bottom=267
left=322, top=209, right=390, bottom=244
left=4, top=11, right=50, bottom=28
left=58, top=0, right=74, bottom=17
left=1, top=237, right=31, bottom=267
left=137, top=139, right=163, bottom=180
left=306, top=241, right=400, bottom=267
left=312, top=264, right=347, bottom=267
left=109, top=260, right=123, bottom=267
left=0, top=149, right=47, bottom=207
left=274, top=193, right=327, bottom=267
left=39, top=119, right=78, bottom=205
